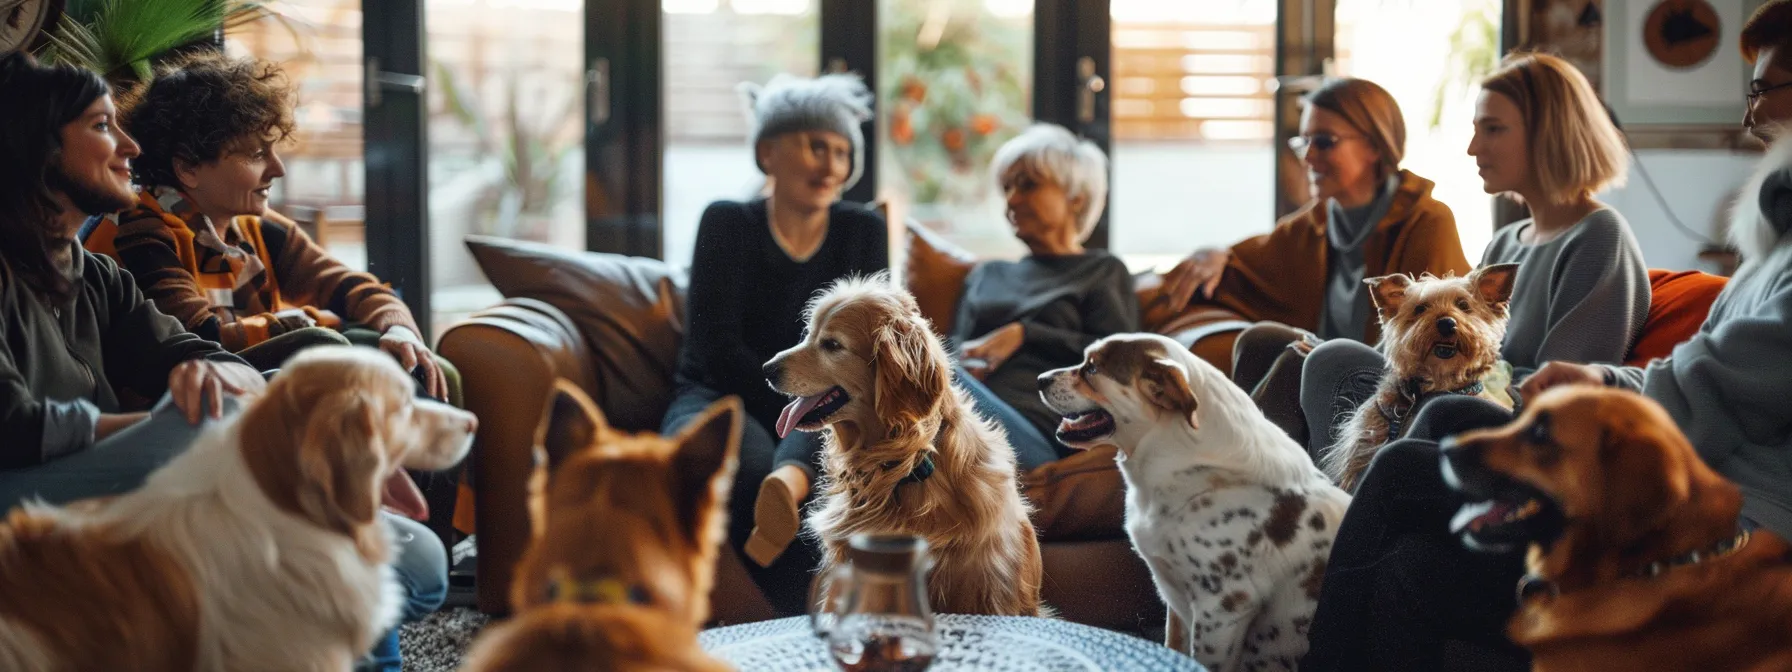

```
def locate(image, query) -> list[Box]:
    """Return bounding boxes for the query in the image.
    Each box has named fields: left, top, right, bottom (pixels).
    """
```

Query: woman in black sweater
left=660, top=73, right=887, bottom=614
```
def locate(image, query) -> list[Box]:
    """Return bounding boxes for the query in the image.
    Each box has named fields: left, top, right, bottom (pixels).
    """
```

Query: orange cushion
left=1625, top=269, right=1728, bottom=367
left=903, top=221, right=978, bottom=335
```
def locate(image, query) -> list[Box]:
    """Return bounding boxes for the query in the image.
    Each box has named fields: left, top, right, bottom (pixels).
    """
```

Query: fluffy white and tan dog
left=763, top=275, right=1044, bottom=617
left=0, top=346, right=476, bottom=672
left=1039, top=333, right=1348, bottom=672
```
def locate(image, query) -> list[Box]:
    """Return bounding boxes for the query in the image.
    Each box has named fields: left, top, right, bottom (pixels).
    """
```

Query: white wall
left=1601, top=149, right=1760, bottom=272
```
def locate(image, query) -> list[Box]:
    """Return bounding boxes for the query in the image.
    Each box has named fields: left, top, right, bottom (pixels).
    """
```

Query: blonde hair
left=1304, top=77, right=1406, bottom=179
left=1480, top=53, right=1628, bottom=204
left=990, top=124, right=1109, bottom=241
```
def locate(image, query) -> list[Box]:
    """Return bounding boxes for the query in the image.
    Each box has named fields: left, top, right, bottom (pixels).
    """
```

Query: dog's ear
left=1365, top=273, right=1413, bottom=318
left=873, top=310, right=948, bottom=440
left=1469, top=263, right=1520, bottom=307
left=1598, top=416, right=1694, bottom=547
left=670, top=396, right=743, bottom=548
left=536, top=380, right=611, bottom=472
left=295, top=391, right=387, bottom=553
left=1140, top=357, right=1199, bottom=428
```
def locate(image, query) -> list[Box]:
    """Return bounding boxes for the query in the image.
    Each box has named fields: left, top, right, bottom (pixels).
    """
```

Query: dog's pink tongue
left=381, top=470, right=429, bottom=521
left=776, top=394, right=827, bottom=438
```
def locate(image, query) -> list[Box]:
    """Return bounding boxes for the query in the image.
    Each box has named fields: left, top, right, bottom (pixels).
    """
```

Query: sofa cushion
left=465, top=235, right=687, bottom=431
left=904, top=221, right=977, bottom=334
left=1625, top=269, right=1728, bottom=367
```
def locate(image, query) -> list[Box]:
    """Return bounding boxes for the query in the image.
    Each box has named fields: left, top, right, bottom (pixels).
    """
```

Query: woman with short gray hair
left=659, top=72, right=888, bottom=608
left=950, top=123, right=1138, bottom=469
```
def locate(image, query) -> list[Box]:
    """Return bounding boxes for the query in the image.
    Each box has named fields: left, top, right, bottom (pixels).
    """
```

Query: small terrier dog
left=1326, top=263, right=1519, bottom=491
left=461, top=382, right=738, bottom=672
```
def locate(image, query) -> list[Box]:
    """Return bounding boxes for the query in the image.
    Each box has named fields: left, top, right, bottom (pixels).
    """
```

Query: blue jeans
left=358, top=514, right=449, bottom=672
left=952, top=367, right=1063, bottom=472
left=0, top=393, right=447, bottom=672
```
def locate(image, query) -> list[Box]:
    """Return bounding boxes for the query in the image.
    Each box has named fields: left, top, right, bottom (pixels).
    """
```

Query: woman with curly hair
left=80, top=53, right=450, bottom=672
left=84, top=53, right=455, bottom=404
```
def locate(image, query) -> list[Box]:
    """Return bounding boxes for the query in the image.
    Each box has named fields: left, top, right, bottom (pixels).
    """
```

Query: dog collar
left=1379, top=380, right=1488, bottom=439
left=544, top=574, right=653, bottom=606
left=1516, top=525, right=1755, bottom=604
left=885, top=454, right=936, bottom=486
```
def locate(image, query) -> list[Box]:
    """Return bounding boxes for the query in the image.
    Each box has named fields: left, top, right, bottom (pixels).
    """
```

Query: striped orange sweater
left=85, top=189, right=419, bottom=351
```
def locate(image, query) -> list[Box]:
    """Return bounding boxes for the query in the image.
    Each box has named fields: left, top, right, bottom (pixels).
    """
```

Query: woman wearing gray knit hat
left=659, top=72, right=888, bottom=612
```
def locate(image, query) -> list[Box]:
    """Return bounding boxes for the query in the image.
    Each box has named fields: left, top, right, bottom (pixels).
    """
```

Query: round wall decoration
left=1, top=0, right=64, bottom=55
left=1643, top=0, right=1721, bottom=69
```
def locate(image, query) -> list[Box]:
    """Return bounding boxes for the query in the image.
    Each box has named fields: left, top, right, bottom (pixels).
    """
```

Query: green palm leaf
left=35, top=0, right=289, bottom=86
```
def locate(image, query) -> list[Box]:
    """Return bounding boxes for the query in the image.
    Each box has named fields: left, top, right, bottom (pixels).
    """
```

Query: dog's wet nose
left=1436, top=317, right=1457, bottom=337
left=1036, top=371, right=1055, bottom=393
left=762, top=359, right=783, bottom=387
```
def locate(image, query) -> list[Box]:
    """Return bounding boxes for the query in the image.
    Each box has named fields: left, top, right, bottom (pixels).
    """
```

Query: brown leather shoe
left=744, top=465, right=809, bottom=567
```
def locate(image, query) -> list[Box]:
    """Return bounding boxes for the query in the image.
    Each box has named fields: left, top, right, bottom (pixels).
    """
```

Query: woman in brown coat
left=1160, top=77, right=1470, bottom=447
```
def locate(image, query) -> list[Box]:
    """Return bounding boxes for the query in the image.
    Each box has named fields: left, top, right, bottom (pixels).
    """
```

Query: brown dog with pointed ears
left=763, top=275, right=1044, bottom=616
left=462, top=382, right=738, bottom=672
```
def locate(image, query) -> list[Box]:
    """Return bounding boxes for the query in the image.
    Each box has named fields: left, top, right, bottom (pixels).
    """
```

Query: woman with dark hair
left=0, top=50, right=263, bottom=507
left=8, top=52, right=450, bottom=672
left=84, top=53, right=454, bottom=403
left=1160, top=78, right=1472, bottom=450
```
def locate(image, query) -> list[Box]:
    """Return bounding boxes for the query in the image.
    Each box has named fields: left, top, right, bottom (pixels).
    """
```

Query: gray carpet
left=399, top=608, right=491, bottom=672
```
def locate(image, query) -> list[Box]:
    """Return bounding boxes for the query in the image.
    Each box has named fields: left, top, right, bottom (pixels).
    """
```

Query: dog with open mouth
left=763, top=275, right=1044, bottom=617
left=1039, top=333, right=1349, bottom=671
left=1442, top=386, right=1792, bottom=672
left=1326, top=263, right=1520, bottom=492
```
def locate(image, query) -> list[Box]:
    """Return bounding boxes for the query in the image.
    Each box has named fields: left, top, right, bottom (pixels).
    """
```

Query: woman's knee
left=1232, top=322, right=1306, bottom=384
left=385, top=514, right=448, bottom=621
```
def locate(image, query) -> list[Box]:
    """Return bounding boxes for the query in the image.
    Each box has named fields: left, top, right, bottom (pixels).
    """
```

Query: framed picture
left=1604, top=0, right=1767, bottom=127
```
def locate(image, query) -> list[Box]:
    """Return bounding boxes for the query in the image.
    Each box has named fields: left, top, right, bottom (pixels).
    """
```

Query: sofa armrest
left=437, top=298, right=598, bottom=614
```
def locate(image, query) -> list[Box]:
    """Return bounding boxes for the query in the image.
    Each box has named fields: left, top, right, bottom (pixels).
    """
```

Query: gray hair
left=738, top=73, right=875, bottom=191
left=989, top=124, right=1109, bottom=240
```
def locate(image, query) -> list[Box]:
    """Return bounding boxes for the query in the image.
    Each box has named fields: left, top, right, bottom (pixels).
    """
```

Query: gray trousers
left=1231, top=323, right=1386, bottom=461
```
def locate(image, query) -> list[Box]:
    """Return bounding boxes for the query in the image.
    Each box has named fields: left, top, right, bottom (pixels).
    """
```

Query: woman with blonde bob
left=1300, top=52, right=1651, bottom=672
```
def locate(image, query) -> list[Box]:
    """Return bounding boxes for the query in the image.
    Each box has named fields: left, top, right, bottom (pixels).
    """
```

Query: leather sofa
left=437, top=228, right=1256, bottom=634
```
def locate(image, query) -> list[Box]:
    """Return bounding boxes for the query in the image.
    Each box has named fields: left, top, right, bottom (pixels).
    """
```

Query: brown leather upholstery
left=443, top=236, right=1186, bottom=633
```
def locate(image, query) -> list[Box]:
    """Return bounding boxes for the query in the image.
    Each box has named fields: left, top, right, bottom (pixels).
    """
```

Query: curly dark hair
left=122, top=53, right=296, bottom=189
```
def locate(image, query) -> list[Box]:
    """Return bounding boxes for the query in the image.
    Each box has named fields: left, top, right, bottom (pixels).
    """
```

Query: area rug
left=399, top=608, right=491, bottom=672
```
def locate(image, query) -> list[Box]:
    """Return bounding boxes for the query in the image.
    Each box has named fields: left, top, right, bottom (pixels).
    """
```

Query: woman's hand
left=169, top=360, right=267, bottom=425
left=961, top=322, right=1026, bottom=380
left=380, top=326, right=448, bottom=401
left=1163, top=248, right=1230, bottom=310
left=1518, top=361, right=1606, bottom=402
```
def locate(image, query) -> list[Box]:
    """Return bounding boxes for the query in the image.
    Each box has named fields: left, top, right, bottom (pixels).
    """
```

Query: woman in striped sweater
left=83, top=53, right=454, bottom=404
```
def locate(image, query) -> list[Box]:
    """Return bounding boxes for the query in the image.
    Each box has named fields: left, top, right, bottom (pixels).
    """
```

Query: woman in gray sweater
left=1300, top=53, right=1649, bottom=462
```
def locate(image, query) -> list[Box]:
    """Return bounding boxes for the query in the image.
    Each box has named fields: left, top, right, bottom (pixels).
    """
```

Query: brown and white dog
left=462, top=382, right=737, bottom=672
left=763, top=275, right=1044, bottom=616
left=1327, top=263, right=1520, bottom=492
left=1039, top=333, right=1348, bottom=672
left=1443, top=387, right=1792, bottom=672
left=0, top=346, right=475, bottom=672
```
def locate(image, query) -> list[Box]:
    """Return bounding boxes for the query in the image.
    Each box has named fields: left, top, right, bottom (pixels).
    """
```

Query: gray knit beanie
left=738, top=73, right=874, bottom=191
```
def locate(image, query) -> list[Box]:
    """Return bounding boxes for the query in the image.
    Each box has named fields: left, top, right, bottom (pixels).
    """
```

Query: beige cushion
left=464, top=235, right=687, bottom=431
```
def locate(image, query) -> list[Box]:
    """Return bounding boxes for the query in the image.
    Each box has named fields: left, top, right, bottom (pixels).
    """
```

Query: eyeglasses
left=1747, top=80, right=1792, bottom=105
left=1287, top=133, right=1361, bottom=157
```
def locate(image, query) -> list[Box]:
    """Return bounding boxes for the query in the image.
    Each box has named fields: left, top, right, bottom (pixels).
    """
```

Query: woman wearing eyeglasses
left=1160, top=77, right=1471, bottom=447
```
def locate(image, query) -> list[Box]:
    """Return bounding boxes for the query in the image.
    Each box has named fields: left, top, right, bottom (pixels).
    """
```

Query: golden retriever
left=762, top=275, right=1044, bottom=616
left=1443, top=386, right=1792, bottom=672
left=461, top=382, right=737, bottom=672
left=0, top=346, right=476, bottom=672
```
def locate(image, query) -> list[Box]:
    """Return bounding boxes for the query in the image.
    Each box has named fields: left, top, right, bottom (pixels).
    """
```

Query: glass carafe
left=809, top=533, right=939, bottom=672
